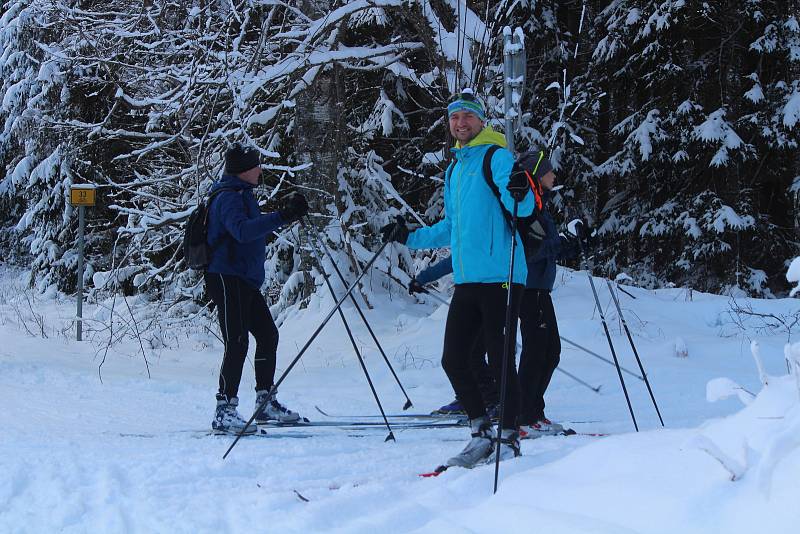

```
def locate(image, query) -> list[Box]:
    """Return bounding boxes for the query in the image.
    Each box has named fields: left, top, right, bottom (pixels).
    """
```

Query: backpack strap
left=481, top=144, right=515, bottom=230
left=206, top=187, right=244, bottom=253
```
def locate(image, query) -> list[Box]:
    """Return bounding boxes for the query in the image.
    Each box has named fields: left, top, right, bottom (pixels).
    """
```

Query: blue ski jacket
left=406, top=127, right=535, bottom=285
left=414, top=192, right=579, bottom=291
left=206, top=174, right=285, bottom=288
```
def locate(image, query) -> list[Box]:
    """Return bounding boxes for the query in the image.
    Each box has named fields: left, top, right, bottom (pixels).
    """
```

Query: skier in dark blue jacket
left=515, top=157, right=581, bottom=438
left=205, top=143, right=309, bottom=435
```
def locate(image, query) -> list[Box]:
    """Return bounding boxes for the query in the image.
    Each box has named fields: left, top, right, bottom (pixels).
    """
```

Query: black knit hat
left=224, top=143, right=260, bottom=175
left=515, top=150, right=554, bottom=183
left=532, top=157, right=553, bottom=182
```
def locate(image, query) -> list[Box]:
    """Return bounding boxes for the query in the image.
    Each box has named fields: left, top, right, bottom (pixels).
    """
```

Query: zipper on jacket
left=489, top=214, right=494, bottom=256
left=456, top=152, right=465, bottom=280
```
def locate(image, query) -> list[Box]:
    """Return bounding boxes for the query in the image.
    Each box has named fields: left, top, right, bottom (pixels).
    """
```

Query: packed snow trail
left=0, top=266, right=797, bottom=533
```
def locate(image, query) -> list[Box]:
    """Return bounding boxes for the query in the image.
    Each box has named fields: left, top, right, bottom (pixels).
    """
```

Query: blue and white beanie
left=447, top=89, right=486, bottom=121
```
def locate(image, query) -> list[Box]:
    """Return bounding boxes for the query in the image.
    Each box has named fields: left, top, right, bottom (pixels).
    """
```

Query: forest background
left=1, top=0, right=798, bottom=325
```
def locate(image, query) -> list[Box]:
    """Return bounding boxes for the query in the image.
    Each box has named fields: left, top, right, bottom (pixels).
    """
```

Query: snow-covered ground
left=1, top=264, right=799, bottom=533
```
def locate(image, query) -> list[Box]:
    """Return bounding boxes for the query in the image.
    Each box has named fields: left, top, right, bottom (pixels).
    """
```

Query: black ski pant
left=518, top=288, right=561, bottom=425
left=456, top=334, right=499, bottom=407
left=205, top=272, right=278, bottom=401
left=441, top=283, right=523, bottom=430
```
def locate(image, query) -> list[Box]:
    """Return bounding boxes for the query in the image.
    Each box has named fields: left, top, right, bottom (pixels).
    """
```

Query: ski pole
left=223, top=236, right=396, bottom=459
left=419, top=288, right=449, bottom=306
left=574, top=223, right=639, bottom=432
left=381, top=267, right=452, bottom=307
left=556, top=366, right=601, bottom=393
left=559, top=335, right=644, bottom=381
left=299, top=220, right=396, bottom=440
left=510, top=339, right=601, bottom=394
left=494, top=200, right=520, bottom=494
left=606, top=280, right=664, bottom=426
left=303, top=217, right=413, bottom=410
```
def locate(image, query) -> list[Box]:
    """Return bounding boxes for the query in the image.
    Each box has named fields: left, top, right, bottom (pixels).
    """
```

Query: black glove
left=380, top=215, right=409, bottom=244
left=408, top=278, right=427, bottom=295
left=582, top=229, right=597, bottom=251
left=567, top=218, right=587, bottom=239
left=279, top=193, right=309, bottom=225
left=506, top=170, right=530, bottom=202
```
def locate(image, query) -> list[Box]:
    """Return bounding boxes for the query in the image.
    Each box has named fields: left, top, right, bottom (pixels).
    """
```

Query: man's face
left=449, top=111, right=484, bottom=145
left=540, top=170, right=555, bottom=190
left=239, top=166, right=262, bottom=185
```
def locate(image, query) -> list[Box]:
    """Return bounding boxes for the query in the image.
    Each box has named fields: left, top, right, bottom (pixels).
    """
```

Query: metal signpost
left=503, top=26, right=526, bottom=156
left=70, top=184, right=96, bottom=341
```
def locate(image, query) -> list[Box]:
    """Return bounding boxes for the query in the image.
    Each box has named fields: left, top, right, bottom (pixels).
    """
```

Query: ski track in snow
left=0, top=266, right=798, bottom=533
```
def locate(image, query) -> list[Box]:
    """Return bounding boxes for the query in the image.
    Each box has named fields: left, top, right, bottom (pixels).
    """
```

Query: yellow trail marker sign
left=70, top=185, right=96, bottom=207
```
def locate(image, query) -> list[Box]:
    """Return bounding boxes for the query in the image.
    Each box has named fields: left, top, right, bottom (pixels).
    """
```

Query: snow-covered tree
left=0, top=0, right=797, bottom=308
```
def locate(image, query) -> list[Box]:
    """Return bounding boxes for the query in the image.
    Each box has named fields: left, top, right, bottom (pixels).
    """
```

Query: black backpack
left=445, top=145, right=548, bottom=260
left=183, top=187, right=237, bottom=270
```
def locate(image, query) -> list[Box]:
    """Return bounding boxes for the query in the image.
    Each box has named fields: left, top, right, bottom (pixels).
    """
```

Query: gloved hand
left=566, top=218, right=587, bottom=239
left=506, top=170, right=530, bottom=202
left=582, top=229, right=597, bottom=251
left=380, top=215, right=409, bottom=244
left=408, top=278, right=427, bottom=295
left=279, top=193, right=309, bottom=225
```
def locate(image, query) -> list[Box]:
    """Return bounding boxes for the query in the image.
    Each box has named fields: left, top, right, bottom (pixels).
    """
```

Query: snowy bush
left=698, top=341, right=800, bottom=487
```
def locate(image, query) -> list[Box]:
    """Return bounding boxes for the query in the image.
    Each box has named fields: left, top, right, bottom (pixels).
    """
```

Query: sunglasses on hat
left=451, top=90, right=478, bottom=103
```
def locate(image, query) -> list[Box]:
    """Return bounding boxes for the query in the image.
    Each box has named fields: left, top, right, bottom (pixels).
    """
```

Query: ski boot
left=519, top=417, right=564, bottom=439
left=446, top=416, right=494, bottom=468
left=212, top=397, right=257, bottom=435
left=486, top=428, right=521, bottom=463
left=254, top=389, right=301, bottom=424
left=432, top=398, right=466, bottom=415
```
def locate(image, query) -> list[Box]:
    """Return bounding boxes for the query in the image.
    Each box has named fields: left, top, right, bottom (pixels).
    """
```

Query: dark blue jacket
left=206, top=174, right=284, bottom=288
left=416, top=256, right=455, bottom=285
left=415, top=192, right=578, bottom=291
left=524, top=191, right=579, bottom=291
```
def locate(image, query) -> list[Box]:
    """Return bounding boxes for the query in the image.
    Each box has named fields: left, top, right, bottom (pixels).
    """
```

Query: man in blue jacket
left=382, top=90, right=535, bottom=467
left=205, top=143, right=309, bottom=435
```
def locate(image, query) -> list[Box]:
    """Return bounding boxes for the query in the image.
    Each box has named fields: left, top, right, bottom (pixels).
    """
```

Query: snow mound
left=422, top=344, right=800, bottom=533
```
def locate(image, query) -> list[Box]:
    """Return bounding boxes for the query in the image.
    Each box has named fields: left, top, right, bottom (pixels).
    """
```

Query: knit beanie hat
left=224, top=143, right=260, bottom=175
left=515, top=150, right=553, bottom=183
left=447, top=89, right=486, bottom=121
left=532, top=156, right=553, bottom=182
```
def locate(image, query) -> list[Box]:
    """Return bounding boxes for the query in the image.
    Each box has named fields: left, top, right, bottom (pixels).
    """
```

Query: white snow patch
left=783, top=85, right=800, bottom=129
